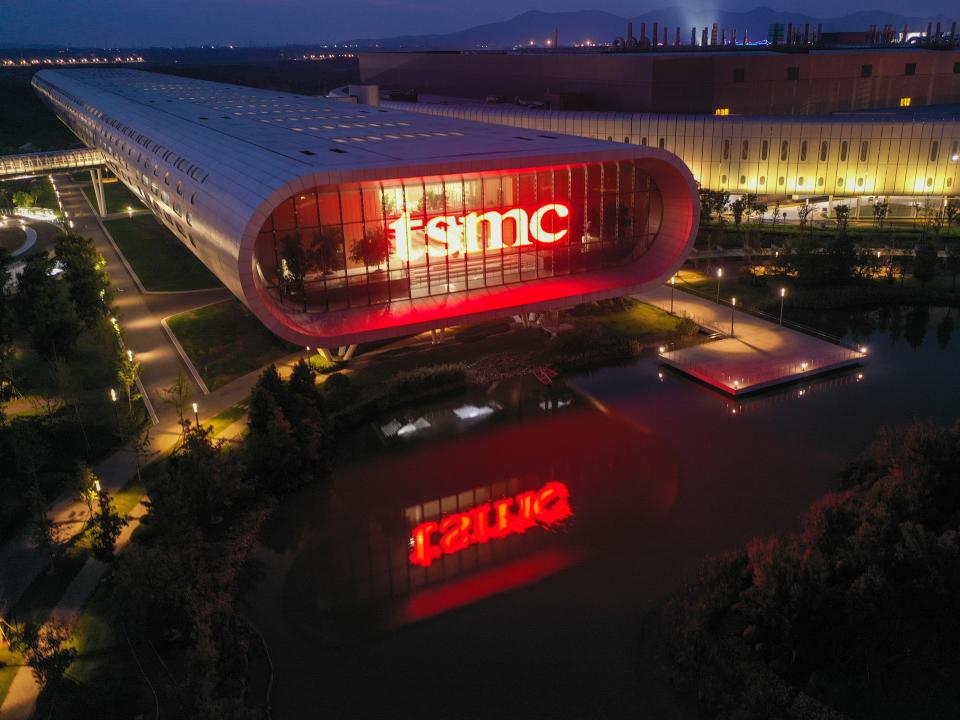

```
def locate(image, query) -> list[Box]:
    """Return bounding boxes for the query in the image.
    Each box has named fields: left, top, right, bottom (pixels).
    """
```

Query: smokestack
left=675, top=26, right=680, bottom=47
left=787, top=23, right=793, bottom=44
left=691, top=27, right=697, bottom=46
left=951, top=21, right=957, bottom=40
left=640, top=22, right=646, bottom=44
left=903, top=24, right=909, bottom=43
left=926, top=21, right=932, bottom=38
left=663, top=27, right=668, bottom=47
left=721, top=28, right=726, bottom=45
left=803, top=23, right=809, bottom=44
left=745, top=28, right=749, bottom=44
left=627, top=21, right=634, bottom=44
left=936, top=21, right=942, bottom=38
left=816, top=23, right=822, bottom=43
left=652, top=22, right=658, bottom=46
left=702, top=27, right=708, bottom=47
left=711, top=22, right=718, bottom=45
left=732, top=28, right=737, bottom=45
left=554, top=25, right=559, bottom=48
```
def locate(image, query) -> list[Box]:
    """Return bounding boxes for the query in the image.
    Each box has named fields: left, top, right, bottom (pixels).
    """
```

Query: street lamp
left=670, top=274, right=676, bottom=314
left=192, top=402, right=199, bottom=428
left=779, top=287, right=786, bottom=325
left=127, top=349, right=134, bottom=362
left=715, top=267, right=723, bottom=304
left=730, top=297, right=737, bottom=337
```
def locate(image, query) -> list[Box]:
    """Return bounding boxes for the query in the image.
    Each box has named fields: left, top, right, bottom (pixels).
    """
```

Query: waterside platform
left=640, top=284, right=867, bottom=396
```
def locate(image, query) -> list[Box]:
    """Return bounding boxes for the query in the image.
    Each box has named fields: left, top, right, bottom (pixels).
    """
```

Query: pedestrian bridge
left=0, top=148, right=104, bottom=179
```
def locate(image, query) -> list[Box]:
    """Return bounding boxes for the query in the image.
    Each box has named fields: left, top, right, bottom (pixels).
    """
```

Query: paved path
left=639, top=285, right=866, bottom=394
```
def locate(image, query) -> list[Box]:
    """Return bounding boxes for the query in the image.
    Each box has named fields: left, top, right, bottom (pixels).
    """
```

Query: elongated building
left=32, top=69, right=698, bottom=347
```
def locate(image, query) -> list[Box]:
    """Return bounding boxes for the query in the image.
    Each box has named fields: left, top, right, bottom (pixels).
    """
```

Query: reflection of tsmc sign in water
left=409, top=481, right=573, bottom=568
left=390, top=202, right=571, bottom=262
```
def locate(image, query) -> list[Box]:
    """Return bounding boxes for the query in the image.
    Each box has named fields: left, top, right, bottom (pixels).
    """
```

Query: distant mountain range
left=346, top=7, right=953, bottom=50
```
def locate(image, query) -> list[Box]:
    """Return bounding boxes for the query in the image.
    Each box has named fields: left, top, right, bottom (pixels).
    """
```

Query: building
left=32, top=69, right=698, bottom=348
left=388, top=102, right=960, bottom=202
left=359, top=48, right=960, bottom=115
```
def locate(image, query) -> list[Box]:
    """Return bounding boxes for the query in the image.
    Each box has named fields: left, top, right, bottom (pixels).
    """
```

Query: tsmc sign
left=390, top=202, right=571, bottom=262
left=409, top=481, right=573, bottom=568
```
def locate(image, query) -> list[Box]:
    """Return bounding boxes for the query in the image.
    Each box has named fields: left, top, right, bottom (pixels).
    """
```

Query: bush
left=322, top=372, right=355, bottom=409
left=393, top=363, right=467, bottom=395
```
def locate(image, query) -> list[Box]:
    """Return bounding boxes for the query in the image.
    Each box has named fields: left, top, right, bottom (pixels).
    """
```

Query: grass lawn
left=167, top=299, right=293, bottom=390
left=82, top=180, right=144, bottom=216
left=0, top=645, right=22, bottom=709
left=567, top=300, right=696, bottom=343
left=207, top=399, right=250, bottom=436
left=104, top=215, right=220, bottom=292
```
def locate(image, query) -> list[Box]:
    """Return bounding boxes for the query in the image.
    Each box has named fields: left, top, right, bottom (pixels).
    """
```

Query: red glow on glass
left=409, top=481, right=573, bottom=567
left=390, top=202, right=571, bottom=262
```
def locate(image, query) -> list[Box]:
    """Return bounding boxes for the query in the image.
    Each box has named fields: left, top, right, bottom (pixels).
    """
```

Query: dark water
left=242, top=306, right=960, bottom=720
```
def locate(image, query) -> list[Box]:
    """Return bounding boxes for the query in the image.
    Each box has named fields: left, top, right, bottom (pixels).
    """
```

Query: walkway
left=639, top=285, right=867, bottom=395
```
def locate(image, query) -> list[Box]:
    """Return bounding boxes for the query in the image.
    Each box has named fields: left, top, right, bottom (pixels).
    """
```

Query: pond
left=241, top=305, right=960, bottom=719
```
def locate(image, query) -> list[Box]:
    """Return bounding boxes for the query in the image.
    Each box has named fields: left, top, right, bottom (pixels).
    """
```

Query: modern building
left=359, top=48, right=960, bottom=115
left=389, top=102, right=960, bottom=202
left=32, top=69, right=698, bottom=348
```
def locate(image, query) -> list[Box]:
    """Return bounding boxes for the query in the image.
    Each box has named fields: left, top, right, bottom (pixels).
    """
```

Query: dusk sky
left=2, top=0, right=957, bottom=48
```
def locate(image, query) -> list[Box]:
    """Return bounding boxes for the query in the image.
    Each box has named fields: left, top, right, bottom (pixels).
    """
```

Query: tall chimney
left=721, top=28, right=726, bottom=45
left=627, top=21, right=634, bottom=44
left=816, top=23, right=822, bottom=43
left=732, top=28, right=737, bottom=45
left=711, top=22, right=718, bottom=45
left=803, top=23, right=810, bottom=44
left=675, top=26, right=681, bottom=46
left=663, top=27, right=668, bottom=47
left=903, top=24, right=909, bottom=42
left=702, top=27, right=708, bottom=47
left=951, top=21, right=957, bottom=41
left=640, top=22, right=646, bottom=44
left=926, top=21, right=932, bottom=39
left=936, top=21, right=942, bottom=38
left=691, top=27, right=697, bottom=46
left=653, top=22, right=659, bottom=46
left=554, top=25, right=559, bottom=48
left=787, top=23, right=793, bottom=44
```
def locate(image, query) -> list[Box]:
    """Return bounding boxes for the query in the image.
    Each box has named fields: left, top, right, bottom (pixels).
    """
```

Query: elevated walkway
left=0, top=147, right=104, bottom=179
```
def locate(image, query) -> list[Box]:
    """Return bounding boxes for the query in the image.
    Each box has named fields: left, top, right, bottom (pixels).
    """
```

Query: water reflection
left=275, top=378, right=680, bottom=643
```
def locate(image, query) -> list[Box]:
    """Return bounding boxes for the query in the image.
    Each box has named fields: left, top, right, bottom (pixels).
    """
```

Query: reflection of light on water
left=538, top=397, right=572, bottom=411
left=381, top=417, right=431, bottom=438
left=453, top=402, right=501, bottom=420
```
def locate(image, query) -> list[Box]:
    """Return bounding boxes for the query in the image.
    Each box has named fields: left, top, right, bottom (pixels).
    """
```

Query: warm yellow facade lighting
left=714, top=107, right=731, bottom=116
left=899, top=97, right=912, bottom=107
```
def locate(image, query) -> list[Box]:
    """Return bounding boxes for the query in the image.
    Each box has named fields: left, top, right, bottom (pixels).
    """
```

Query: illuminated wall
left=389, top=103, right=960, bottom=199
left=254, top=162, right=661, bottom=315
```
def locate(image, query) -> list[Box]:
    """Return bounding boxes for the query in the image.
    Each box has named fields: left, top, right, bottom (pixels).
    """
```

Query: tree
left=27, top=476, right=58, bottom=557
left=0, top=188, right=12, bottom=212
left=90, top=484, right=127, bottom=559
left=797, top=202, right=813, bottom=231
left=946, top=201, right=960, bottom=230
left=6, top=620, right=77, bottom=688
left=872, top=200, right=889, bottom=229
left=15, top=254, right=83, bottom=359
left=117, top=353, right=140, bottom=413
left=54, top=234, right=111, bottom=327
left=11, top=190, right=36, bottom=208
left=698, top=185, right=714, bottom=222
left=913, top=240, right=938, bottom=287
left=161, top=370, right=193, bottom=426
left=711, top=191, right=730, bottom=225
left=751, top=200, right=768, bottom=225
left=947, top=243, right=960, bottom=289
left=729, top=198, right=746, bottom=227
left=833, top=203, right=850, bottom=233
left=307, top=226, right=345, bottom=275
left=350, top=228, right=391, bottom=269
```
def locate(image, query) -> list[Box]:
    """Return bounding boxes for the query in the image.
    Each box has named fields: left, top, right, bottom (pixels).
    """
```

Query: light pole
left=715, top=267, right=723, bottom=304
left=192, top=402, right=200, bottom=428
left=730, top=297, right=737, bottom=337
left=779, top=287, right=786, bottom=325
left=670, top=274, right=676, bottom=314
left=109, top=388, right=119, bottom=438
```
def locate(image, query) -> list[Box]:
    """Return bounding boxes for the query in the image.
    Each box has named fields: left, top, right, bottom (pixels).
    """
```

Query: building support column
left=320, top=345, right=358, bottom=362
left=89, top=168, right=106, bottom=217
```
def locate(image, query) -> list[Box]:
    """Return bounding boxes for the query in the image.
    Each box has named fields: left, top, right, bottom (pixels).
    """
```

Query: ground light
left=716, top=267, right=723, bottom=304
left=670, top=274, right=676, bottom=313
left=779, top=287, right=786, bottom=325
left=730, top=297, right=737, bottom=336
left=192, top=402, right=200, bottom=427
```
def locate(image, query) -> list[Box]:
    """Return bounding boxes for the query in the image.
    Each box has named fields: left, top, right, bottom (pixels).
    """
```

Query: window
left=840, top=141, right=849, bottom=162
left=859, top=141, right=869, bottom=162
left=658, top=138, right=665, bottom=149
left=741, top=140, right=749, bottom=159
left=640, top=137, right=647, bottom=145
left=780, top=140, right=789, bottom=161
left=798, top=176, right=805, bottom=186
left=714, top=107, right=730, bottom=116
left=624, top=136, right=630, bottom=143
left=759, top=176, right=766, bottom=185
left=800, top=140, right=808, bottom=161
left=905, top=63, right=916, bottom=76
left=740, top=175, right=746, bottom=184
left=820, top=141, right=829, bottom=161
left=930, top=141, right=940, bottom=162
left=778, top=176, right=785, bottom=186
left=900, top=97, right=912, bottom=107
left=787, top=66, right=800, bottom=81
left=720, top=174, right=727, bottom=184
left=861, top=64, right=873, bottom=78
left=761, top=140, right=769, bottom=160
left=734, top=68, right=745, bottom=82
left=722, top=139, right=730, bottom=159
left=837, top=177, right=844, bottom=186
left=817, top=176, right=825, bottom=187
left=927, top=177, right=933, bottom=187
left=857, top=177, right=864, bottom=187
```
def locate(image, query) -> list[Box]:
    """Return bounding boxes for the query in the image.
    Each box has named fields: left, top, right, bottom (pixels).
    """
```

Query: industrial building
left=360, top=47, right=960, bottom=115
left=32, top=69, right=698, bottom=348
left=384, top=102, right=960, bottom=202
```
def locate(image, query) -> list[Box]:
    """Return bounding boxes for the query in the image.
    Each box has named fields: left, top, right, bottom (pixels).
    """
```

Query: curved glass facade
left=254, top=160, right=663, bottom=313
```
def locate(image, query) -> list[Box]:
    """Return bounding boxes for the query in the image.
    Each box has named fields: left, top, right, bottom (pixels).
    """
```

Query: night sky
left=2, top=0, right=956, bottom=48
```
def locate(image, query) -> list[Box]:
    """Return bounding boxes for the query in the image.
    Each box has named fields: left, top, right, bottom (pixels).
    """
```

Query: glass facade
left=254, top=160, right=663, bottom=313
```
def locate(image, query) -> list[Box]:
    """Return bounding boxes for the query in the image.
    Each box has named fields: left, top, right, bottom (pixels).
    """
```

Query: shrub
left=322, top=372, right=356, bottom=409
left=393, top=363, right=467, bottom=395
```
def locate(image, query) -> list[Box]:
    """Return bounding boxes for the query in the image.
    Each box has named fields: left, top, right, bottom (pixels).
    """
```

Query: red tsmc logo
left=390, top=202, right=571, bottom=262
left=409, top=481, right=573, bottom=568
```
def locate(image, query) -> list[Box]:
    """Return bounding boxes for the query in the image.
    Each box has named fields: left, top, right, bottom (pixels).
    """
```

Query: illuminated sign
left=390, top=202, right=571, bottom=262
left=409, top=481, right=573, bottom=567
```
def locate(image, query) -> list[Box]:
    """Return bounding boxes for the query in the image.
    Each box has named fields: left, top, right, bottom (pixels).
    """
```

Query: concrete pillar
left=89, top=168, right=106, bottom=217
